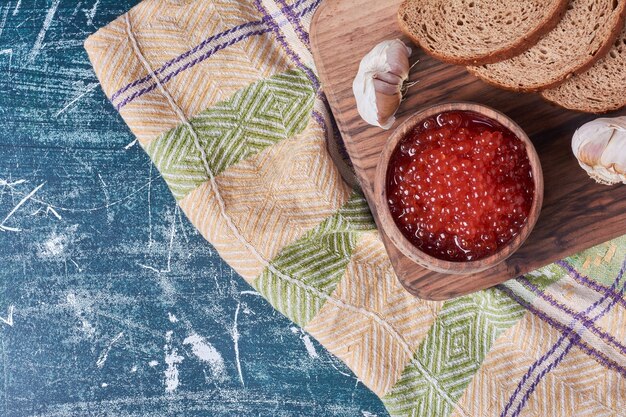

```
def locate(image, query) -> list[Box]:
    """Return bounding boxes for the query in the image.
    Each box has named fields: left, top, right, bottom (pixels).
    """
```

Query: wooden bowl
left=374, top=102, right=544, bottom=275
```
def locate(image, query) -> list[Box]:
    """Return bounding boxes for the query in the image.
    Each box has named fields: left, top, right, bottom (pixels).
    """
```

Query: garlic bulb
left=572, top=117, right=626, bottom=185
left=352, top=39, right=412, bottom=130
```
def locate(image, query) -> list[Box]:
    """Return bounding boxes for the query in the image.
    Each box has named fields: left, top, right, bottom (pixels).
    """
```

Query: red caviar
left=386, top=110, right=534, bottom=262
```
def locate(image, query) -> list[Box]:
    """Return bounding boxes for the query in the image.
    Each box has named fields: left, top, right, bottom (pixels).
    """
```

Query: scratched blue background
left=0, top=1, right=388, bottom=416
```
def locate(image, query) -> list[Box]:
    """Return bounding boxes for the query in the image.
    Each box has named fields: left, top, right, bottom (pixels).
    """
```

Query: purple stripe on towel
left=111, top=0, right=314, bottom=101
left=311, top=109, right=328, bottom=136
left=499, top=257, right=626, bottom=417
left=275, top=0, right=311, bottom=46
left=114, top=0, right=319, bottom=109
left=254, top=0, right=320, bottom=92
left=511, top=337, right=577, bottom=417
left=498, top=285, right=626, bottom=378
left=110, top=19, right=265, bottom=102
left=517, top=276, right=626, bottom=356
left=556, top=259, right=626, bottom=310
left=116, top=28, right=272, bottom=110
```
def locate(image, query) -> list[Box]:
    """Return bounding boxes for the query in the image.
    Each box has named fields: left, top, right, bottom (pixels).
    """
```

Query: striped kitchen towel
left=85, top=1, right=626, bottom=416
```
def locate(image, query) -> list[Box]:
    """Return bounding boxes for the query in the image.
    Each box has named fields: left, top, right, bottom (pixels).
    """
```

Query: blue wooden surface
left=0, top=1, right=388, bottom=415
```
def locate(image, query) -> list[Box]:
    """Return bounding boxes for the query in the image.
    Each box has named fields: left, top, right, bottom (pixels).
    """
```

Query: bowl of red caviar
left=374, top=102, right=543, bottom=275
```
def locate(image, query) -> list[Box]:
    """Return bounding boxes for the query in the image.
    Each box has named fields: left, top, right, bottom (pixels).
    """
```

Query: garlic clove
left=372, top=78, right=401, bottom=96
left=384, top=43, right=411, bottom=79
left=572, top=116, right=626, bottom=185
left=353, top=39, right=412, bottom=130
left=601, top=128, right=626, bottom=174
left=576, top=131, right=612, bottom=167
left=374, top=91, right=402, bottom=130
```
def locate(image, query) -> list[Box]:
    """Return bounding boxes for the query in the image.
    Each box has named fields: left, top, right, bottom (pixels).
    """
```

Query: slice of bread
left=541, top=25, right=626, bottom=113
left=468, top=0, right=626, bottom=92
left=397, top=0, right=570, bottom=65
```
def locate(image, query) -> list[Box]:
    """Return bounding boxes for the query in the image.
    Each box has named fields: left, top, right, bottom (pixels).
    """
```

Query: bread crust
left=466, top=0, right=626, bottom=93
left=397, top=0, right=570, bottom=66
left=540, top=21, right=626, bottom=113
left=540, top=93, right=626, bottom=114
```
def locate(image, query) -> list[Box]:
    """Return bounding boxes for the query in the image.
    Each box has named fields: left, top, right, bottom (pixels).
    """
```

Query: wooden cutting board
left=310, top=0, right=626, bottom=300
